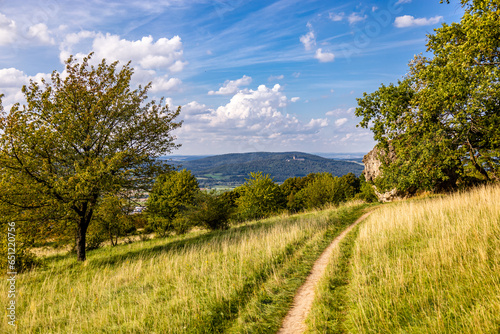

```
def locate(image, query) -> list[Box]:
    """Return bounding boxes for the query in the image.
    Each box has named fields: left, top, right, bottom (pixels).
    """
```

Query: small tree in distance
left=235, top=172, right=285, bottom=221
left=0, top=53, right=182, bottom=262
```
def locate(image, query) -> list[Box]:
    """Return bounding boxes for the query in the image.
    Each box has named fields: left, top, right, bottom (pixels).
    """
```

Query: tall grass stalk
left=346, top=184, right=500, bottom=333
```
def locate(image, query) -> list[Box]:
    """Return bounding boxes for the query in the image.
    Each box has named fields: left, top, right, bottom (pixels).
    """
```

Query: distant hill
left=173, top=152, right=364, bottom=188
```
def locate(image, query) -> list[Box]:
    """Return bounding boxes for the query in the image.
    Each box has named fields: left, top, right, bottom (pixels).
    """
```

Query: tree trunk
left=76, top=214, right=91, bottom=261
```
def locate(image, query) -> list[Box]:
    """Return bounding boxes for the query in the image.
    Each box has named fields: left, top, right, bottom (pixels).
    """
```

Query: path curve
left=277, top=210, right=374, bottom=334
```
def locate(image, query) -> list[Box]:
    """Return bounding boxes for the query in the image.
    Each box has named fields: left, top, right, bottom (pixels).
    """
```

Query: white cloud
left=27, top=23, right=55, bottom=45
left=0, top=12, right=54, bottom=46
left=372, top=6, right=379, bottom=12
left=335, top=118, right=348, bottom=127
left=315, top=48, right=335, bottom=62
left=208, top=75, right=252, bottom=95
left=394, top=15, right=443, bottom=28
left=0, top=13, right=16, bottom=45
left=181, top=101, right=211, bottom=117
left=329, top=12, right=345, bottom=22
left=61, top=32, right=187, bottom=72
left=300, top=23, right=316, bottom=51
left=326, top=107, right=355, bottom=116
left=396, top=0, right=412, bottom=5
left=177, top=84, right=329, bottom=149
left=150, top=75, right=182, bottom=92
left=0, top=68, right=51, bottom=107
left=290, top=97, right=300, bottom=103
left=60, top=32, right=186, bottom=92
left=348, top=13, right=368, bottom=25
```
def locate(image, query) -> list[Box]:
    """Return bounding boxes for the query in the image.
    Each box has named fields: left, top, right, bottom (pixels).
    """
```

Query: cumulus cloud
left=177, top=84, right=328, bottom=149
left=0, top=12, right=54, bottom=45
left=150, top=75, right=182, bottom=93
left=60, top=31, right=186, bottom=92
left=335, top=118, right=348, bottom=127
left=181, top=101, right=212, bottom=117
left=394, top=15, right=443, bottom=28
left=300, top=23, right=316, bottom=51
left=61, top=32, right=186, bottom=71
left=208, top=75, right=252, bottom=95
left=315, top=48, right=335, bottom=62
left=290, top=97, right=300, bottom=103
left=0, top=68, right=50, bottom=107
left=27, top=23, right=55, bottom=45
left=0, top=13, right=17, bottom=45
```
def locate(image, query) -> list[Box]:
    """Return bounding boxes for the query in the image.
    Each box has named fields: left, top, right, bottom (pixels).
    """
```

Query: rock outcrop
left=362, top=145, right=401, bottom=202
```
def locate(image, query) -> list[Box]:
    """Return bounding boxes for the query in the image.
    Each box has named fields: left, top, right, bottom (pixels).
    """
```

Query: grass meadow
left=343, top=184, right=500, bottom=333
left=1, top=202, right=368, bottom=333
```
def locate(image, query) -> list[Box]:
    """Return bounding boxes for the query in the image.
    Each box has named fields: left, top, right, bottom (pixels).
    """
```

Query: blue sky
left=0, top=0, right=464, bottom=155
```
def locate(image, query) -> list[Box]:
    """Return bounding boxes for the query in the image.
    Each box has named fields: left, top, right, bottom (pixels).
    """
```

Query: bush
left=0, top=222, right=39, bottom=273
left=235, top=172, right=286, bottom=221
left=190, top=192, right=232, bottom=230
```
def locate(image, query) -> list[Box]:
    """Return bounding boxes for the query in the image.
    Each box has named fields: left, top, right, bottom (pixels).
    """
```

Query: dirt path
left=277, top=210, right=374, bottom=334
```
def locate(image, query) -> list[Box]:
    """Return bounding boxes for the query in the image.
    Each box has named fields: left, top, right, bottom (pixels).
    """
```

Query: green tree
left=146, top=169, right=199, bottom=236
left=235, top=172, right=285, bottom=220
left=356, top=0, right=500, bottom=192
left=280, top=173, right=318, bottom=212
left=189, top=191, right=232, bottom=230
left=0, top=54, right=181, bottom=261
left=297, top=173, right=345, bottom=209
left=90, top=195, right=136, bottom=247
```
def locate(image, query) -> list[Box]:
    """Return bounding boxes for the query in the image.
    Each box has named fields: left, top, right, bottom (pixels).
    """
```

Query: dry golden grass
left=346, top=184, right=500, bottom=333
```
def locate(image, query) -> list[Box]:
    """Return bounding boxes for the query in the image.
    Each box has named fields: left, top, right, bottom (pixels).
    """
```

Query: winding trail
left=277, top=210, right=374, bottom=334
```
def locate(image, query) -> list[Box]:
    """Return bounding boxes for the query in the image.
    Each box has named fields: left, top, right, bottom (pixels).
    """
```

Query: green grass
left=345, top=184, right=500, bottom=333
left=0, top=202, right=368, bottom=333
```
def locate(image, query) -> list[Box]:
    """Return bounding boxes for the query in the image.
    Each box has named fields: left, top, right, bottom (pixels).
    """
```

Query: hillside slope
left=176, top=152, right=364, bottom=187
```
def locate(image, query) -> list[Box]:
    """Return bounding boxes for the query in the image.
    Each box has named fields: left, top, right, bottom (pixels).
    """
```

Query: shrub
left=190, top=192, right=232, bottom=230
left=235, top=172, right=286, bottom=221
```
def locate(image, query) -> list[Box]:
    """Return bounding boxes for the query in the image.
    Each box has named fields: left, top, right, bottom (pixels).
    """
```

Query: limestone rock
left=363, top=145, right=401, bottom=202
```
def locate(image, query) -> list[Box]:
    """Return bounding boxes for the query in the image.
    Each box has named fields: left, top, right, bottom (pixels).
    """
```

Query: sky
left=0, top=0, right=465, bottom=155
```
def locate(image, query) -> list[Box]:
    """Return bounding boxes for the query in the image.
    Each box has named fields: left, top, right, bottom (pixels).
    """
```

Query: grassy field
left=342, top=184, right=500, bottom=333
left=0, top=202, right=368, bottom=333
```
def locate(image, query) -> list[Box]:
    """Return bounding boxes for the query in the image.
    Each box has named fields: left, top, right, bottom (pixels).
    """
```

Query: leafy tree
left=356, top=0, right=500, bottom=192
left=297, top=173, right=345, bottom=209
left=0, top=53, right=181, bottom=261
left=235, top=172, right=285, bottom=220
left=280, top=173, right=318, bottom=212
left=339, top=172, right=361, bottom=199
left=354, top=174, right=379, bottom=203
left=189, top=191, right=232, bottom=230
left=146, top=169, right=199, bottom=236
left=90, top=195, right=136, bottom=247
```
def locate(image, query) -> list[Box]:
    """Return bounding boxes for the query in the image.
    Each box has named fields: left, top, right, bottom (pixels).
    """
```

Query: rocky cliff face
left=362, top=146, right=383, bottom=182
left=363, top=145, right=401, bottom=202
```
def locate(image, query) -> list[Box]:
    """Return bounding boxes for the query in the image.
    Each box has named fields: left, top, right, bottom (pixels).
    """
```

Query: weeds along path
left=277, top=210, right=374, bottom=334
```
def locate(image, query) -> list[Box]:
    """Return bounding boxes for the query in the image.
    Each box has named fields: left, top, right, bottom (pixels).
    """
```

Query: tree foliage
left=235, top=172, right=285, bottom=220
left=0, top=53, right=181, bottom=261
left=146, top=169, right=199, bottom=236
left=189, top=191, right=232, bottom=230
left=356, top=0, right=500, bottom=192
